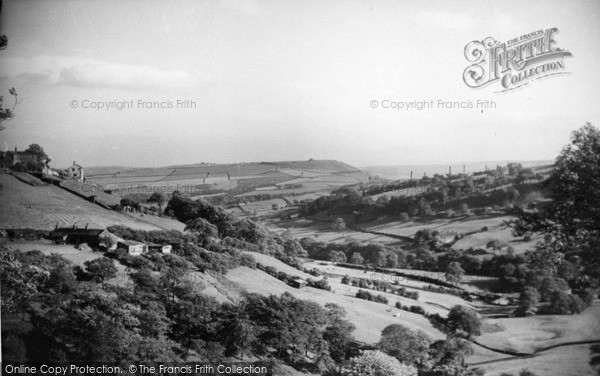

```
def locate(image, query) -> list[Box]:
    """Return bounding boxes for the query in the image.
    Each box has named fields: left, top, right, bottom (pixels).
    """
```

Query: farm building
left=117, top=240, right=147, bottom=255
left=52, top=227, right=120, bottom=249
left=42, top=166, right=61, bottom=177
left=66, top=161, right=84, bottom=182
left=492, top=297, right=511, bottom=306
left=289, top=278, right=307, bottom=289
left=147, top=243, right=172, bottom=254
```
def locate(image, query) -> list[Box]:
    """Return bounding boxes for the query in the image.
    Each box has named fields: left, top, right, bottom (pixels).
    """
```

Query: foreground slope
left=0, top=173, right=170, bottom=230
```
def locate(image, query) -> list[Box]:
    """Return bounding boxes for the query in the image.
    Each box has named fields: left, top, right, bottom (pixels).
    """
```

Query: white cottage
left=66, top=161, right=84, bottom=182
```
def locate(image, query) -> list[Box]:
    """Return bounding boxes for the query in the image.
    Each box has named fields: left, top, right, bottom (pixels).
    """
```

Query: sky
left=0, top=0, right=599, bottom=169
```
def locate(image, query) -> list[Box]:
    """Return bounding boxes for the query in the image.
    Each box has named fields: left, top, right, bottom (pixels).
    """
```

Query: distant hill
left=84, top=159, right=368, bottom=197
left=362, top=160, right=554, bottom=181
left=86, top=159, right=361, bottom=177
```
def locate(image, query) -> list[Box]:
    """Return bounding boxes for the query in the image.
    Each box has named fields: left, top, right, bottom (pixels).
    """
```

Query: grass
left=224, top=265, right=445, bottom=344
left=471, top=344, right=597, bottom=376
left=0, top=174, right=166, bottom=231
left=7, top=240, right=105, bottom=266
left=86, top=160, right=367, bottom=197
left=303, top=261, right=475, bottom=311
left=476, top=302, right=600, bottom=354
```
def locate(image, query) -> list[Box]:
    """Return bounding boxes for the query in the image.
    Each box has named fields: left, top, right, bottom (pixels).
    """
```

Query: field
left=85, top=160, right=369, bottom=199
left=0, top=173, right=171, bottom=231
left=469, top=302, right=600, bottom=376
left=7, top=240, right=106, bottom=267
left=8, top=232, right=598, bottom=375
left=224, top=265, right=445, bottom=344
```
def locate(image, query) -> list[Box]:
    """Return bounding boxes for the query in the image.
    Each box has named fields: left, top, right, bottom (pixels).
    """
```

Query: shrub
left=344, top=350, right=417, bottom=376
left=447, top=305, right=481, bottom=337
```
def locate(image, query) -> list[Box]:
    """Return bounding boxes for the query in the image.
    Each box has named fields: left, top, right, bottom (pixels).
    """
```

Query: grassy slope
left=0, top=174, right=185, bottom=231
left=224, top=265, right=445, bottom=344
left=473, top=344, right=596, bottom=376
left=467, top=302, right=600, bottom=376
left=477, top=303, right=600, bottom=353
left=0, top=174, right=182, bottom=231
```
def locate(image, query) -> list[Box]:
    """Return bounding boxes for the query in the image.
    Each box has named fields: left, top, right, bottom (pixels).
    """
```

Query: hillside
left=363, top=160, right=553, bottom=181
left=85, top=159, right=369, bottom=198
left=0, top=173, right=182, bottom=231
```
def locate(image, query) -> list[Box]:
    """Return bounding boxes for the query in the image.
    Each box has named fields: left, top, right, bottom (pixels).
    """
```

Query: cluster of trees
left=395, top=302, right=425, bottom=315
left=164, top=192, right=308, bottom=269
left=451, top=124, right=600, bottom=316
left=300, top=239, right=403, bottom=269
left=9, top=144, right=50, bottom=173
left=357, top=307, right=482, bottom=376
left=299, top=166, right=538, bottom=222
left=107, top=225, right=197, bottom=247
left=366, top=163, right=543, bottom=198
left=1, top=248, right=358, bottom=373
left=355, top=289, right=389, bottom=304
left=341, top=275, right=419, bottom=300
left=510, top=124, right=600, bottom=282
left=258, top=263, right=331, bottom=291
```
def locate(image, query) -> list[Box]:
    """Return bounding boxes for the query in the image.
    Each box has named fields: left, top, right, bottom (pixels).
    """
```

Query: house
left=0, top=147, right=40, bottom=168
left=66, top=161, right=84, bottom=182
left=117, top=240, right=147, bottom=256
left=289, top=278, right=307, bottom=289
left=42, top=166, right=61, bottom=177
left=491, top=297, right=511, bottom=306
left=51, top=227, right=119, bottom=249
left=147, top=243, right=172, bottom=254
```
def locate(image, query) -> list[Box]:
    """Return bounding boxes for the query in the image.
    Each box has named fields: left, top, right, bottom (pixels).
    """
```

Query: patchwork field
left=85, top=160, right=369, bottom=198
left=224, top=265, right=445, bottom=344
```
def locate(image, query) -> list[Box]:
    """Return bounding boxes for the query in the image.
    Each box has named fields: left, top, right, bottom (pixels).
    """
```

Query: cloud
left=0, top=55, right=195, bottom=90
left=414, top=11, right=476, bottom=31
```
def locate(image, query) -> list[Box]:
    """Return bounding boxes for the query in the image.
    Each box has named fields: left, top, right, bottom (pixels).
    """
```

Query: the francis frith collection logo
left=463, top=28, right=572, bottom=92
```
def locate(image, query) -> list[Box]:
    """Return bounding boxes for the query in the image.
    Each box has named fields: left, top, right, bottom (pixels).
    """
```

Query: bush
left=356, top=289, right=373, bottom=301
left=447, top=305, right=481, bottom=337
left=239, top=253, right=257, bottom=269
left=343, top=350, right=417, bottom=376
left=409, top=305, right=425, bottom=315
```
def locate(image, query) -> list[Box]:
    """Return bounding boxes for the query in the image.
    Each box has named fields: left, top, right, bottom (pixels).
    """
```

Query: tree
left=538, top=277, right=569, bottom=302
left=344, top=350, right=417, bottom=376
left=512, top=123, right=600, bottom=278
left=84, top=258, right=117, bottom=288
left=47, top=266, right=77, bottom=295
left=220, top=302, right=257, bottom=360
left=350, top=252, right=364, bottom=265
left=428, top=336, right=473, bottom=369
left=323, top=303, right=355, bottom=362
left=378, top=324, right=432, bottom=366
left=332, top=217, right=346, bottom=231
left=26, top=143, right=50, bottom=168
left=445, top=262, right=465, bottom=285
left=185, top=217, right=219, bottom=246
left=0, top=32, right=17, bottom=131
left=516, top=286, right=540, bottom=316
left=446, top=305, right=481, bottom=338
left=148, top=192, right=167, bottom=211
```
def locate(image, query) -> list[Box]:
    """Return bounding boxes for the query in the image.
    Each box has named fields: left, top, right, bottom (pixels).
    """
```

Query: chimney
left=85, top=223, right=89, bottom=229
left=15, top=146, right=17, bottom=152
left=73, top=161, right=76, bottom=165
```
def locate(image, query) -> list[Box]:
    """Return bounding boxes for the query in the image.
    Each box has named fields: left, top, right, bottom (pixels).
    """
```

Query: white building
left=66, top=161, right=84, bottom=181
